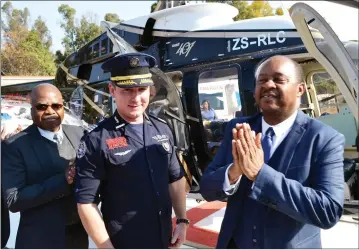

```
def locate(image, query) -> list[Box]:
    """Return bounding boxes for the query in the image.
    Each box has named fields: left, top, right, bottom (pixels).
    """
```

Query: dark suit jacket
left=200, top=111, right=345, bottom=248
left=1, top=124, right=85, bottom=248
left=1, top=188, right=10, bottom=249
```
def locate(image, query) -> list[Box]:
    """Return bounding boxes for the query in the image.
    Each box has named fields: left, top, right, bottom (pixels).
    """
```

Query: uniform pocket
left=107, top=147, right=134, bottom=166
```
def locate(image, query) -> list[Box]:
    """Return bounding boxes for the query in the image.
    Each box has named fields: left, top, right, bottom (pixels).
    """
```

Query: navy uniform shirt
left=75, top=110, right=184, bottom=249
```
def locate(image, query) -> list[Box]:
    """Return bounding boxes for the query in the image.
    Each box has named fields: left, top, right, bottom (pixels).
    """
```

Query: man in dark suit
left=2, top=84, right=88, bottom=248
left=1, top=190, right=10, bottom=249
left=200, top=55, right=345, bottom=248
left=1, top=127, right=10, bottom=249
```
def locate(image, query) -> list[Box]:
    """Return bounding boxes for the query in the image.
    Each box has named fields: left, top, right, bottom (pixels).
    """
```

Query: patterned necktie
left=262, top=127, right=275, bottom=163
left=53, top=134, right=60, bottom=144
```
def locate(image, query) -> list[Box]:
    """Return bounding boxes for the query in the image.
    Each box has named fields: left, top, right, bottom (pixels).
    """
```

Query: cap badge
left=129, top=57, right=140, bottom=68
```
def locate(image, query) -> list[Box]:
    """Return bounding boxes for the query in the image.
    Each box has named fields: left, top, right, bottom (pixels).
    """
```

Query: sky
left=3, top=1, right=359, bottom=53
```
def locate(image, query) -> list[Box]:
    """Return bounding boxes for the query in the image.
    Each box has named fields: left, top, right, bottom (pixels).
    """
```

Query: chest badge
left=162, top=142, right=170, bottom=152
left=106, top=136, right=128, bottom=150
left=77, top=141, right=86, bottom=159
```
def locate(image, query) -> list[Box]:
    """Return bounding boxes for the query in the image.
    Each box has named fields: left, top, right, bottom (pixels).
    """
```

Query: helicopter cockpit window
left=147, top=67, right=188, bottom=151
left=93, top=43, right=100, bottom=58
left=312, top=72, right=346, bottom=115
left=101, top=38, right=109, bottom=56
left=198, top=67, right=240, bottom=156
left=69, top=84, right=112, bottom=126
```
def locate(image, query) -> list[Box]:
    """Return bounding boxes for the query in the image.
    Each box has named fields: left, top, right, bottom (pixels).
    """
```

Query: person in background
left=200, top=55, right=345, bottom=248
left=75, top=53, right=188, bottom=249
left=1, top=84, right=88, bottom=249
left=201, top=99, right=218, bottom=121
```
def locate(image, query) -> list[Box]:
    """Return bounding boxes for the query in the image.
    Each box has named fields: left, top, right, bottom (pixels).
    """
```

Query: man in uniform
left=75, top=53, right=188, bottom=249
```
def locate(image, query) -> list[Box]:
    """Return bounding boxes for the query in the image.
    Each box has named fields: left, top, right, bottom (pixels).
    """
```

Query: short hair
left=254, top=55, right=305, bottom=84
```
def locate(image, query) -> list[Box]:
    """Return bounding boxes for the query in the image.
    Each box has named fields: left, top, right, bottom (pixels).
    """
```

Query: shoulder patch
left=148, top=114, right=167, bottom=124
left=77, top=141, right=87, bottom=159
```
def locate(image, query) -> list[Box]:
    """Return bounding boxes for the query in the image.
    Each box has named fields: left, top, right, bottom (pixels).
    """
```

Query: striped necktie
left=262, top=127, right=275, bottom=163
left=53, top=133, right=60, bottom=144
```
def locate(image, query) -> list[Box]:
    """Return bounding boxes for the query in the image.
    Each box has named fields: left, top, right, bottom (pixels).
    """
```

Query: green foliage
left=1, top=1, right=56, bottom=76
left=230, top=1, right=252, bottom=21
left=32, top=16, right=52, bottom=49
left=151, top=2, right=157, bottom=13
left=313, top=73, right=338, bottom=94
left=275, top=7, right=284, bottom=16
left=1, top=1, right=29, bottom=32
left=104, top=13, right=122, bottom=23
left=57, top=4, right=102, bottom=56
left=229, top=0, right=274, bottom=21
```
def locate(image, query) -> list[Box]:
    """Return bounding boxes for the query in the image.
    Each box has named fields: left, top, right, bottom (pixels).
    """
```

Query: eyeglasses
left=35, top=103, right=64, bottom=111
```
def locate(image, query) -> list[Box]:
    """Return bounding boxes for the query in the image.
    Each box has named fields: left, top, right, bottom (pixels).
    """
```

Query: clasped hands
left=228, top=123, right=264, bottom=183
left=65, top=162, right=76, bottom=185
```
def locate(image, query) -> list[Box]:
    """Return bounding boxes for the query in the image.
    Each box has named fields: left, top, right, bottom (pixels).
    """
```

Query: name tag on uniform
left=114, top=150, right=132, bottom=156
left=152, top=134, right=168, bottom=142
left=106, top=137, right=128, bottom=149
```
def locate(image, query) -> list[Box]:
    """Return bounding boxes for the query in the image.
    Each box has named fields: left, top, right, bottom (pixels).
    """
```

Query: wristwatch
left=176, top=218, right=190, bottom=225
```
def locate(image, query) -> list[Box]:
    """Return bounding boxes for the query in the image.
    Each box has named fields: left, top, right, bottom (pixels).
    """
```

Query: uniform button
left=150, top=169, right=153, bottom=173
left=253, top=225, right=256, bottom=230
left=156, top=192, right=160, bottom=196
left=159, top=211, right=162, bottom=215
left=253, top=239, right=257, bottom=243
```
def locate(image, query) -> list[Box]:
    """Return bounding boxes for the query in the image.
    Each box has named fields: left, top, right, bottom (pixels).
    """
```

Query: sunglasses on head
left=35, top=103, right=64, bottom=111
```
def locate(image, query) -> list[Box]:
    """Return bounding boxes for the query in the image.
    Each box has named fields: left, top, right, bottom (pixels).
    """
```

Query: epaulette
left=84, top=118, right=106, bottom=134
left=148, top=113, right=167, bottom=124
left=84, top=124, right=98, bottom=134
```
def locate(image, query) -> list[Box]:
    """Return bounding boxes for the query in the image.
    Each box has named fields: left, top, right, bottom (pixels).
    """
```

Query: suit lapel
left=62, top=125, right=79, bottom=149
left=268, top=111, right=308, bottom=174
left=28, top=124, right=56, bottom=172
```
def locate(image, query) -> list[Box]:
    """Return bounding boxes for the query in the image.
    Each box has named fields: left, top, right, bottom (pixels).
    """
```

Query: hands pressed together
left=228, top=123, right=265, bottom=183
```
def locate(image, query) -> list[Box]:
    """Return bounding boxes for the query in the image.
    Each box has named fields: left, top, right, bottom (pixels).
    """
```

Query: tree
left=230, top=1, right=252, bottom=21
left=1, top=1, right=56, bottom=76
left=54, top=50, right=67, bottom=67
left=104, top=13, right=122, bottom=23
left=75, top=14, right=101, bottom=49
left=57, top=4, right=102, bottom=55
left=58, top=4, right=77, bottom=54
left=32, top=16, right=52, bottom=49
left=275, top=7, right=284, bottom=16
left=229, top=0, right=274, bottom=21
left=1, top=1, right=29, bottom=32
left=151, top=2, right=157, bottom=13
left=247, top=0, right=274, bottom=18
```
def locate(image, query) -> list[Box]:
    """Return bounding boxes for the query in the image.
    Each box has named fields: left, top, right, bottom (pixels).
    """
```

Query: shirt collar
left=37, top=126, right=64, bottom=143
left=261, top=110, right=298, bottom=137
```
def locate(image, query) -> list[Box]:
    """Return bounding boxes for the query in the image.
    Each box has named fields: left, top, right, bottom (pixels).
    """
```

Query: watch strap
left=176, top=218, right=190, bottom=225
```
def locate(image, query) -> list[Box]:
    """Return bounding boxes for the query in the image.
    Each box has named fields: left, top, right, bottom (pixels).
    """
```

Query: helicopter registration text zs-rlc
left=228, top=30, right=286, bottom=52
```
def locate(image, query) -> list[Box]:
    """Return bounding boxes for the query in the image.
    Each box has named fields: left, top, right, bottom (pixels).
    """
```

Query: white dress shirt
left=37, top=126, right=64, bottom=144
left=223, top=110, right=298, bottom=194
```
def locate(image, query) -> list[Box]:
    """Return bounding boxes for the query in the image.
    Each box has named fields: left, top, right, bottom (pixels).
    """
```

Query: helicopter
left=2, top=1, right=358, bottom=208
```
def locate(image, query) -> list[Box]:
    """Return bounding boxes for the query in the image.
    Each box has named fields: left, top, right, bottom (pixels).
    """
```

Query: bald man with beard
left=1, top=84, right=88, bottom=248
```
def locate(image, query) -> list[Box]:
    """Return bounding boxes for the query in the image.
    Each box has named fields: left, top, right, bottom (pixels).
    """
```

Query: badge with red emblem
left=106, top=137, right=128, bottom=149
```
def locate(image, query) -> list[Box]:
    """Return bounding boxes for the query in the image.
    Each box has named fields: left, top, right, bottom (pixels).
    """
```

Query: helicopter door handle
left=185, top=115, right=200, bottom=123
